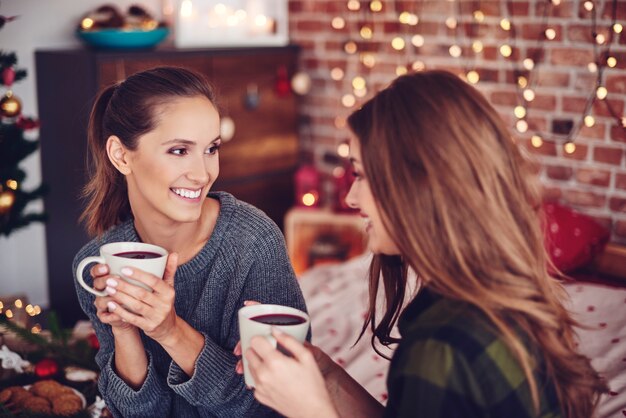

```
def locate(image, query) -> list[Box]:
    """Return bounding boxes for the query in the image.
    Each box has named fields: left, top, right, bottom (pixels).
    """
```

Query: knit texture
left=74, top=192, right=307, bottom=417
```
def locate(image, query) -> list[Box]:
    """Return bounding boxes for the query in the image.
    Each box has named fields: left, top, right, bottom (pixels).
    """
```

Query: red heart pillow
left=542, top=202, right=610, bottom=274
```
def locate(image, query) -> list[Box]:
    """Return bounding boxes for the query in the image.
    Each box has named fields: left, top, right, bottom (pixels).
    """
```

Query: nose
left=187, top=154, right=210, bottom=184
left=345, top=181, right=359, bottom=209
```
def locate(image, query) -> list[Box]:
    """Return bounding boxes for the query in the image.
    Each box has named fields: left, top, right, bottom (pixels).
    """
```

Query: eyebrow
left=161, top=136, right=221, bottom=146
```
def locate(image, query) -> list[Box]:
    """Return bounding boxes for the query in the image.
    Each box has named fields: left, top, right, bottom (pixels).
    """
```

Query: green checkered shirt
left=383, top=288, right=562, bottom=417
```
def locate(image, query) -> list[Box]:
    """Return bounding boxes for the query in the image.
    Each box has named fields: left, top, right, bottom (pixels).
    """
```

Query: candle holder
left=164, top=0, right=289, bottom=48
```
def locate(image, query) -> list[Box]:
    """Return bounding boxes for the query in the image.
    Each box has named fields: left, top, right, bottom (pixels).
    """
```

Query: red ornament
left=87, top=333, right=100, bottom=350
left=35, top=358, right=59, bottom=378
left=275, top=65, right=291, bottom=98
left=2, top=67, right=15, bottom=87
left=16, top=116, right=39, bottom=130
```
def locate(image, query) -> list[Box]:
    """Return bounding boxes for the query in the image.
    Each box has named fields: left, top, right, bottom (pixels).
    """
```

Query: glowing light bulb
left=360, top=26, right=373, bottom=39
left=332, top=17, right=345, bottom=29
left=398, top=11, right=411, bottom=24
left=588, top=62, right=598, bottom=73
left=412, top=61, right=425, bottom=71
left=352, top=76, right=366, bottom=90
left=583, top=1, right=593, bottom=11
left=500, top=45, right=512, bottom=58
left=584, top=115, right=595, bottom=127
left=596, top=86, right=608, bottom=100
left=473, top=10, right=485, bottom=22
left=411, top=34, right=424, bottom=47
left=500, top=18, right=511, bottom=31
left=607, top=57, right=617, bottom=67
left=523, top=89, right=535, bottom=102
left=449, top=45, right=462, bottom=57
left=396, top=66, right=408, bottom=76
left=531, top=135, right=543, bottom=148
left=337, top=143, right=350, bottom=157
left=514, top=106, right=527, bottom=118
left=344, top=41, right=358, bottom=54
left=595, top=33, right=605, bottom=44
left=6, top=309, right=13, bottom=318
left=347, top=0, right=360, bottom=11
left=391, top=37, right=405, bottom=50
left=302, top=193, right=316, bottom=206
left=6, top=180, right=17, bottom=190
left=81, top=18, right=95, bottom=30
left=523, top=58, right=534, bottom=70
left=33, top=305, right=41, bottom=315
left=516, top=120, right=528, bottom=133
left=472, top=41, right=483, bottom=53
left=342, top=94, right=356, bottom=108
left=467, top=70, right=479, bottom=84
left=545, top=28, right=556, bottom=40
left=446, top=17, right=457, bottom=29
left=361, top=53, right=376, bottom=68
left=31, top=324, right=42, bottom=334
left=552, top=0, right=561, bottom=4
left=14, top=299, right=22, bottom=308
left=370, top=0, right=383, bottom=12
left=564, top=142, right=576, bottom=154
left=614, top=23, right=623, bottom=34
left=330, top=67, right=344, bottom=80
left=518, top=76, right=528, bottom=88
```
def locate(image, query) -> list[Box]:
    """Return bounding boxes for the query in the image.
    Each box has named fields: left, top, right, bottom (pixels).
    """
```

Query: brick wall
left=288, top=0, right=626, bottom=243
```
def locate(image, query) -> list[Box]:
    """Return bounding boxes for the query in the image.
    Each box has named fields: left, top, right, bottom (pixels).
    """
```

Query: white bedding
left=299, top=254, right=626, bottom=415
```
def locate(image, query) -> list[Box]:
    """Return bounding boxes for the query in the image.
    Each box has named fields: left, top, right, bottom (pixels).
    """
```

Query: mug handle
left=76, top=256, right=107, bottom=297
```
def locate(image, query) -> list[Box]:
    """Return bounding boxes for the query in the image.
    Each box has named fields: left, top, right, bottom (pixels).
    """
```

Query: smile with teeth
left=171, top=188, right=202, bottom=199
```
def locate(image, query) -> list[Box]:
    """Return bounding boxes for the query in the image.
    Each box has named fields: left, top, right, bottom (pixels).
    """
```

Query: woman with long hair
left=242, top=70, right=606, bottom=417
left=73, top=66, right=306, bottom=417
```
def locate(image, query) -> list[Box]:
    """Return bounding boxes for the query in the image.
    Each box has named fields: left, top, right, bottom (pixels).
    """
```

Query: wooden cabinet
left=35, top=46, right=299, bottom=324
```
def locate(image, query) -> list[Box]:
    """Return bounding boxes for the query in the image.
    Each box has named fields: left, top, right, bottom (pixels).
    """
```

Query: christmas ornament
left=2, top=67, right=15, bottom=86
left=291, top=71, right=312, bottom=95
left=0, top=344, right=31, bottom=373
left=35, top=358, right=59, bottom=378
left=0, top=91, right=22, bottom=118
left=220, top=116, right=236, bottom=142
left=275, top=66, right=291, bottom=97
left=0, top=190, right=15, bottom=213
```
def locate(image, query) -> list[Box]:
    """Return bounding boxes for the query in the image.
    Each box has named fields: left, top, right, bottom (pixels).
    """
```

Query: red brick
left=563, top=190, right=606, bottom=208
left=610, top=197, right=626, bottom=213
left=536, top=71, right=570, bottom=88
left=562, top=96, right=587, bottom=113
left=567, top=24, right=596, bottom=43
left=422, top=1, right=454, bottom=14
left=526, top=139, right=557, bottom=156
left=491, top=91, right=518, bottom=106
left=528, top=94, right=557, bottom=111
left=600, top=1, right=626, bottom=20
left=536, top=1, right=574, bottom=18
left=521, top=23, right=562, bottom=41
left=296, top=20, right=326, bottom=32
left=611, top=124, right=626, bottom=143
left=575, top=168, right=612, bottom=187
left=606, top=75, right=626, bottom=94
left=563, top=143, right=588, bottom=160
left=594, top=146, right=624, bottom=165
left=574, top=73, right=597, bottom=91
left=509, top=1, right=531, bottom=16
left=547, top=165, right=574, bottom=180
left=578, top=123, right=607, bottom=141
left=617, top=173, right=626, bottom=190
left=551, top=48, right=595, bottom=66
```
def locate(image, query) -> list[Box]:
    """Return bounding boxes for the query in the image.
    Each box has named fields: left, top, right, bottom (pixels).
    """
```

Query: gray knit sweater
left=73, top=192, right=307, bottom=417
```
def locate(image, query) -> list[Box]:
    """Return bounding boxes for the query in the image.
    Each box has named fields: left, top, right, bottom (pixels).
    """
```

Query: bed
left=298, top=245, right=626, bottom=416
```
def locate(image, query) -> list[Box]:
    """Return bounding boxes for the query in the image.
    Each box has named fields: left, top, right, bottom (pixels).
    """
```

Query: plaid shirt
left=383, top=288, right=562, bottom=418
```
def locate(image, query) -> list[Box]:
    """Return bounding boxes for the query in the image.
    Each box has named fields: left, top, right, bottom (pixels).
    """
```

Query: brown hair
left=80, top=66, right=217, bottom=236
left=348, top=70, right=606, bottom=417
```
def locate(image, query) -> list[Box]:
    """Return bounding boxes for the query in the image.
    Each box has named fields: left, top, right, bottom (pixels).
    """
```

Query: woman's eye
left=206, top=144, right=221, bottom=155
left=170, top=148, right=188, bottom=156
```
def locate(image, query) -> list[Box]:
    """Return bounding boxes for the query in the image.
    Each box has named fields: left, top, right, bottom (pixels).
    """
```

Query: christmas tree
left=0, top=15, right=47, bottom=236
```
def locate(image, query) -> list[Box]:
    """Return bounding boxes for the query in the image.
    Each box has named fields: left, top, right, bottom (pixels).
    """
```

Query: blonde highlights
left=349, top=70, right=606, bottom=417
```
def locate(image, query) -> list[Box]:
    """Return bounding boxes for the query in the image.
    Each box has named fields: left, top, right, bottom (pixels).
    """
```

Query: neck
left=132, top=198, right=219, bottom=264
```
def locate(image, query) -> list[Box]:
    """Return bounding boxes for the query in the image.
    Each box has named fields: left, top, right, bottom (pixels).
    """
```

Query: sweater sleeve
left=73, top=252, right=173, bottom=418
left=163, top=218, right=306, bottom=417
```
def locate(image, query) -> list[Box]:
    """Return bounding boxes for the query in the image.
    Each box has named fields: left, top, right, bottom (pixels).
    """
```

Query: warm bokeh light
left=6, top=179, right=17, bottom=190
left=446, top=17, right=457, bottom=29
left=361, top=53, right=376, bottom=68
left=449, top=45, right=462, bottom=57
left=411, top=34, right=424, bottom=47
left=596, top=86, right=608, bottom=100
left=531, top=135, right=543, bottom=148
left=342, top=94, right=356, bottom=108
left=466, top=70, right=479, bottom=84
left=360, top=26, right=373, bottom=39
left=347, top=0, right=360, bottom=11
left=614, top=23, right=624, bottom=34
left=564, top=142, right=576, bottom=154
left=331, top=17, right=345, bottom=29
left=516, top=120, right=528, bottom=133
left=523, top=89, right=535, bottom=102
left=337, top=142, right=350, bottom=157
left=412, top=61, right=425, bottom=71
left=473, top=10, right=485, bottom=22
left=595, top=33, right=606, bottom=44
left=330, top=67, right=344, bottom=80
left=472, top=41, right=483, bottom=53
left=545, top=28, right=556, bottom=40
left=352, top=76, right=366, bottom=90
left=344, top=41, right=358, bottom=54
left=5, top=309, right=13, bottom=319
left=583, top=1, right=594, bottom=11
left=14, top=299, right=23, bottom=308
left=518, top=76, right=528, bottom=88
left=500, top=45, right=512, bottom=57
left=588, top=62, right=598, bottom=73
left=81, top=18, right=94, bottom=30
left=523, top=58, right=534, bottom=70
left=32, top=324, right=42, bottom=334
left=500, top=18, right=511, bottom=31
left=370, top=0, right=383, bottom=12
left=396, top=66, right=408, bottom=76
left=302, top=193, right=317, bottom=206
left=391, top=37, right=405, bottom=50
left=584, top=115, right=595, bottom=127
left=514, top=106, right=527, bottom=118
left=607, top=56, right=617, bottom=67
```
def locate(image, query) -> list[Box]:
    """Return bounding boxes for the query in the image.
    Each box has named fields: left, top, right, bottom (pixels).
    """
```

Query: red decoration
left=275, top=65, right=291, bottom=98
left=16, top=116, right=39, bottom=130
left=294, top=164, right=321, bottom=208
left=35, top=358, right=59, bottom=378
left=2, top=67, right=15, bottom=87
left=87, top=333, right=100, bottom=350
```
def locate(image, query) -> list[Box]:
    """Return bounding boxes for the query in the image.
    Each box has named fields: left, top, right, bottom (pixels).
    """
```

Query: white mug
left=75, top=242, right=168, bottom=297
left=238, top=304, right=310, bottom=387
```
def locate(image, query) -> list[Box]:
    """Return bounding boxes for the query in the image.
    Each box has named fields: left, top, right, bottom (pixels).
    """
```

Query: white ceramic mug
left=75, top=242, right=168, bottom=297
left=238, top=304, right=310, bottom=387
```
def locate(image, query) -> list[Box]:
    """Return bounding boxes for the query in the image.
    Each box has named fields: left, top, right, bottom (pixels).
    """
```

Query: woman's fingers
left=271, top=329, right=313, bottom=363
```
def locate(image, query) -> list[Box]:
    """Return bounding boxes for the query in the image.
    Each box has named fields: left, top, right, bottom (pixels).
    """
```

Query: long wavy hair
left=348, top=70, right=606, bottom=417
left=80, top=66, right=217, bottom=237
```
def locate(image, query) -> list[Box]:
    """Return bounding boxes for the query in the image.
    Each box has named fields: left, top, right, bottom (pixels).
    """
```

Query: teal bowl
left=76, top=27, right=169, bottom=49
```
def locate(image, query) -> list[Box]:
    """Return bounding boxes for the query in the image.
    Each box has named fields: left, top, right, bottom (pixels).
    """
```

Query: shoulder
left=213, top=191, right=283, bottom=242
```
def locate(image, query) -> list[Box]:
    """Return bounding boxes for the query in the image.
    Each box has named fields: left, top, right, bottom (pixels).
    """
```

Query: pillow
left=542, top=202, right=610, bottom=274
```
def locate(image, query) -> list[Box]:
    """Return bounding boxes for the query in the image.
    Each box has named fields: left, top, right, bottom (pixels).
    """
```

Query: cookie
left=0, top=387, right=13, bottom=404
left=24, top=396, right=52, bottom=414
left=52, top=393, right=83, bottom=416
left=31, top=379, right=62, bottom=399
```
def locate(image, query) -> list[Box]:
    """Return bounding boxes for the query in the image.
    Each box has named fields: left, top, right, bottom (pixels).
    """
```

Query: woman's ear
left=106, top=135, right=132, bottom=175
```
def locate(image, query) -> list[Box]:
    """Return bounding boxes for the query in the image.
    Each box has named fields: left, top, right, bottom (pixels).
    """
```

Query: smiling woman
left=72, top=66, right=306, bottom=417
